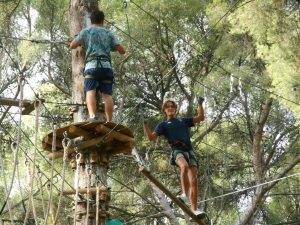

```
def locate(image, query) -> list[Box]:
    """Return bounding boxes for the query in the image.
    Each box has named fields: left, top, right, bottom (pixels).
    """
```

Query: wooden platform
left=42, top=121, right=134, bottom=160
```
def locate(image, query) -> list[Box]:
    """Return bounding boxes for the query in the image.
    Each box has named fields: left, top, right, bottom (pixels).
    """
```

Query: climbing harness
left=84, top=55, right=113, bottom=84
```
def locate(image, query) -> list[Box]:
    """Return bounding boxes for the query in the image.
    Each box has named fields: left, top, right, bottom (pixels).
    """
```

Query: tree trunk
left=69, top=0, right=98, bottom=121
left=253, top=97, right=273, bottom=185
left=239, top=97, right=273, bottom=225
left=69, top=1, right=110, bottom=225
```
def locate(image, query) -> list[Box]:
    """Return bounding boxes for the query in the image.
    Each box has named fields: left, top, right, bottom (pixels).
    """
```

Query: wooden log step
left=48, top=141, right=133, bottom=160
left=95, top=124, right=135, bottom=143
left=63, top=186, right=109, bottom=195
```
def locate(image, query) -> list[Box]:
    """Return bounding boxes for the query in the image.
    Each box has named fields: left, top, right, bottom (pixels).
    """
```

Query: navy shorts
left=84, top=68, right=114, bottom=95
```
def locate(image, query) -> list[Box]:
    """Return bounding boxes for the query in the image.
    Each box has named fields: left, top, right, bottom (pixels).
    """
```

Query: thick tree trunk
left=69, top=0, right=98, bottom=122
left=69, top=1, right=110, bottom=225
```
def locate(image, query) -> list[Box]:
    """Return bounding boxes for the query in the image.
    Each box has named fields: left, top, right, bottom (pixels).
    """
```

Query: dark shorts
left=84, top=68, right=114, bottom=95
left=172, top=149, right=198, bottom=167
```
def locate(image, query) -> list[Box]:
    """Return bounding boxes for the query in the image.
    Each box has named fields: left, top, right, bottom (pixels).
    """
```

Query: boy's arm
left=193, top=97, right=205, bottom=124
left=70, top=39, right=80, bottom=49
left=143, top=122, right=158, bottom=141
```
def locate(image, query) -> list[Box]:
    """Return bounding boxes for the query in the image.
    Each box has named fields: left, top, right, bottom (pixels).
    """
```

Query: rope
left=0, top=35, right=68, bottom=45
left=95, top=180, right=100, bottom=225
left=193, top=78, right=298, bottom=136
left=43, top=123, right=57, bottom=225
left=6, top=113, right=75, bottom=190
left=53, top=132, right=71, bottom=224
left=219, top=66, right=300, bottom=107
left=37, top=167, right=47, bottom=219
left=0, top=135, right=15, bottom=225
left=73, top=151, right=82, bottom=225
left=93, top=0, right=249, bottom=147
left=85, top=164, right=92, bottom=225
left=199, top=172, right=300, bottom=203
left=108, top=174, right=161, bottom=212
left=203, top=87, right=213, bottom=224
left=123, top=0, right=134, bottom=50
left=23, top=100, right=41, bottom=225
left=0, top=127, right=71, bottom=217
left=0, top=75, right=24, bottom=216
left=16, top=157, right=27, bottom=213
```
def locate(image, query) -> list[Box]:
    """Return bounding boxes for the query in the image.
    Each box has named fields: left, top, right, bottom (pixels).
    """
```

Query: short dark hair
left=90, top=10, right=104, bottom=24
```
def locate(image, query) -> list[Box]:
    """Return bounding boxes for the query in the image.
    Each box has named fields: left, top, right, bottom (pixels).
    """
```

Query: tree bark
left=69, top=0, right=98, bottom=122
left=69, top=1, right=110, bottom=225
left=253, top=97, right=273, bottom=184
left=239, top=97, right=273, bottom=225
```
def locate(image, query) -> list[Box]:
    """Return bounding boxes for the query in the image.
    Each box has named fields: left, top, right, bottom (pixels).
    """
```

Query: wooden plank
left=68, top=125, right=94, bottom=138
left=48, top=140, right=134, bottom=160
left=22, top=102, right=35, bottom=115
left=63, top=186, right=108, bottom=195
left=95, top=124, right=135, bottom=143
left=48, top=151, right=64, bottom=160
left=0, top=98, right=32, bottom=107
left=42, top=122, right=85, bottom=145
left=43, top=135, right=63, bottom=148
left=139, top=166, right=206, bottom=225
left=48, top=135, right=112, bottom=159
left=107, top=142, right=133, bottom=156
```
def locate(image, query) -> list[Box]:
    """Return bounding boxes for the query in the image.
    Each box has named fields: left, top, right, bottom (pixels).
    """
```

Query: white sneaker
left=192, top=209, right=205, bottom=217
left=177, top=193, right=189, bottom=205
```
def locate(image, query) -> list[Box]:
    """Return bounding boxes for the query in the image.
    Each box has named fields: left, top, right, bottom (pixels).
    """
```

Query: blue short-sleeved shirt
left=75, top=26, right=120, bottom=70
left=154, top=117, right=194, bottom=150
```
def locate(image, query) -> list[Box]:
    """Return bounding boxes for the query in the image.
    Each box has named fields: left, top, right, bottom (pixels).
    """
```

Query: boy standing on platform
left=70, top=10, right=125, bottom=122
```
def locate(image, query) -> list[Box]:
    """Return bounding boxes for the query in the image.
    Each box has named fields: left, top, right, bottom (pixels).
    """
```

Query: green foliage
left=0, top=0, right=299, bottom=224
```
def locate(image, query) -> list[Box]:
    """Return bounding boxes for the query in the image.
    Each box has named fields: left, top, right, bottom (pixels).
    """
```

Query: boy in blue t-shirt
left=70, top=10, right=125, bottom=122
left=143, top=97, right=205, bottom=216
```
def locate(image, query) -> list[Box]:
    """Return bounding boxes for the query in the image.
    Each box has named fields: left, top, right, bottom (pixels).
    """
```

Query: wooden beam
left=63, top=186, right=109, bottom=195
left=0, top=98, right=45, bottom=115
left=21, top=102, right=35, bottom=115
left=107, top=142, right=133, bottom=155
left=43, top=135, right=63, bottom=148
left=95, top=124, right=135, bottom=143
left=48, top=140, right=134, bottom=160
left=139, top=166, right=206, bottom=225
left=0, top=98, right=31, bottom=107
left=68, top=125, right=92, bottom=137
left=48, top=151, right=64, bottom=160
left=48, top=135, right=114, bottom=159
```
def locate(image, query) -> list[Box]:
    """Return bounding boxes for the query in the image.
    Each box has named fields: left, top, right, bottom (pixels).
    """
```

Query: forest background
left=0, top=0, right=299, bottom=224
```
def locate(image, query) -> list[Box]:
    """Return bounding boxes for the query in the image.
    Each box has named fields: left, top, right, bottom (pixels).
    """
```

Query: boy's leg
left=187, top=166, right=198, bottom=211
left=176, top=157, right=190, bottom=197
left=86, top=89, right=97, bottom=118
left=102, top=92, right=113, bottom=122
